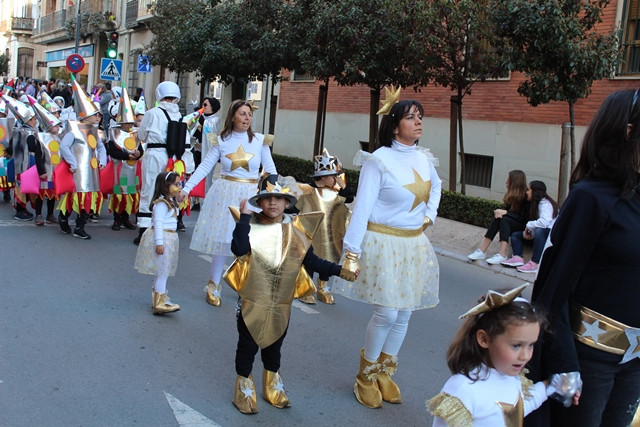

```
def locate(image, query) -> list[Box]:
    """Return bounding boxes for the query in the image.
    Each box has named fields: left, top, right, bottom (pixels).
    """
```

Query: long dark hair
left=570, top=89, right=640, bottom=198
left=504, top=169, right=527, bottom=213
left=446, top=300, right=544, bottom=381
left=378, top=100, right=424, bottom=147
left=220, top=99, right=255, bottom=142
left=528, top=180, right=558, bottom=219
left=150, top=171, right=179, bottom=211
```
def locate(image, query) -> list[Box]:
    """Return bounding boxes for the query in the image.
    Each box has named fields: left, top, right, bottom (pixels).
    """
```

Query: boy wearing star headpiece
left=224, top=174, right=358, bottom=414
left=294, top=148, right=353, bottom=304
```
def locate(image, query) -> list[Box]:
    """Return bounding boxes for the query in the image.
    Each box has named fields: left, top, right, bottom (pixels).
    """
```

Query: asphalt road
left=0, top=201, right=529, bottom=426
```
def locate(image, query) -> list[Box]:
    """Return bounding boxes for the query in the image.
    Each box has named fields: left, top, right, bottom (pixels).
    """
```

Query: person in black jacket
left=525, top=89, right=640, bottom=427
left=226, top=174, right=358, bottom=414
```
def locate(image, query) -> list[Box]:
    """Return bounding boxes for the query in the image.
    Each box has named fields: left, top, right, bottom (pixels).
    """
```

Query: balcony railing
left=126, top=0, right=139, bottom=28
left=11, top=17, right=34, bottom=31
left=33, top=9, right=66, bottom=35
left=138, top=0, right=155, bottom=21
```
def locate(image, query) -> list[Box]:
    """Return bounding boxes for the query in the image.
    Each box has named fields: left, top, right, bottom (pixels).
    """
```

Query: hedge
left=272, top=153, right=501, bottom=228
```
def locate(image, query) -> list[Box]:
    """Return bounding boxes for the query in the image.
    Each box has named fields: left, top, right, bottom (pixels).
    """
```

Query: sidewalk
left=425, top=217, right=536, bottom=282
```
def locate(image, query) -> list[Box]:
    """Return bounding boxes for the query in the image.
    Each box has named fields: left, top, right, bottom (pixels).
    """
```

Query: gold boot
left=354, top=349, right=382, bottom=408
left=205, top=279, right=221, bottom=306
left=152, top=291, right=180, bottom=315
left=232, top=374, right=258, bottom=414
left=298, top=295, right=316, bottom=304
left=316, top=279, right=335, bottom=304
left=262, top=369, right=291, bottom=408
left=377, top=352, right=402, bottom=403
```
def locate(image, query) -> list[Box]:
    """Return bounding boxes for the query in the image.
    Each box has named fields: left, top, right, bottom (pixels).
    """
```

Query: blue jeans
left=549, top=343, right=640, bottom=427
left=510, top=228, right=550, bottom=263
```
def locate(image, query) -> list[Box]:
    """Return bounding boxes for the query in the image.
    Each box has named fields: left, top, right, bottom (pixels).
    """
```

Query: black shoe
left=177, top=220, right=186, bottom=232
left=191, top=203, right=200, bottom=211
left=73, top=228, right=91, bottom=239
left=122, top=220, right=137, bottom=230
left=133, top=227, right=146, bottom=246
left=111, top=222, right=121, bottom=231
left=88, top=213, right=99, bottom=223
left=3, top=191, right=10, bottom=202
left=14, top=210, right=34, bottom=221
left=59, top=221, right=72, bottom=234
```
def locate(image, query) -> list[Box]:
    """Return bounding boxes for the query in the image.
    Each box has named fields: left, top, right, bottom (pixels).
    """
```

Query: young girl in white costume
left=134, top=172, right=182, bottom=315
left=177, top=100, right=276, bottom=307
left=428, top=285, right=577, bottom=427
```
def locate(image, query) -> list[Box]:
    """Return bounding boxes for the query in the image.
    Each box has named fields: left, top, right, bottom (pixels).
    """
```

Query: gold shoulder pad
left=228, top=206, right=241, bottom=222
left=297, top=183, right=314, bottom=195
left=263, top=134, right=274, bottom=146
left=292, top=211, right=325, bottom=240
left=207, top=133, right=219, bottom=147
left=427, top=392, right=473, bottom=427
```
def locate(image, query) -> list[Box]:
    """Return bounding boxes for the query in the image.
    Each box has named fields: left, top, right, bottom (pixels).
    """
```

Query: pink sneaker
left=501, top=255, right=524, bottom=267
left=517, top=261, right=539, bottom=273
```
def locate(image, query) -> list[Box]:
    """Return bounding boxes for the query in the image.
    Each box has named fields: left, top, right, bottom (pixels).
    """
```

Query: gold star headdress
left=248, top=173, right=298, bottom=208
left=459, top=284, right=530, bottom=319
left=376, top=85, right=401, bottom=116
left=246, top=99, right=259, bottom=112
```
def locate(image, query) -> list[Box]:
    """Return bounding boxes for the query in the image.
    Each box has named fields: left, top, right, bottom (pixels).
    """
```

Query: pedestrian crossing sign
left=100, top=57, right=123, bottom=81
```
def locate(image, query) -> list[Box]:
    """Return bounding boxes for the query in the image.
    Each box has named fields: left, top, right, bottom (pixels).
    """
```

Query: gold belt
left=150, top=227, right=176, bottom=233
left=367, top=222, right=423, bottom=238
left=221, top=175, right=258, bottom=184
left=570, top=304, right=638, bottom=356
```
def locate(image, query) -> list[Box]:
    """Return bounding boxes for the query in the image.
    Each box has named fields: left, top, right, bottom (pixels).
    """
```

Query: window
left=463, top=153, right=493, bottom=188
left=291, top=70, right=314, bottom=82
left=620, top=0, right=640, bottom=75
left=127, top=54, right=139, bottom=92
left=17, top=47, right=34, bottom=78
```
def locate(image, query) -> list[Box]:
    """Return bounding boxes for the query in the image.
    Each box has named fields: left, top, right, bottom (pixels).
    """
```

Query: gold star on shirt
left=403, top=168, right=431, bottom=211
left=225, top=145, right=254, bottom=171
left=497, top=395, right=524, bottom=427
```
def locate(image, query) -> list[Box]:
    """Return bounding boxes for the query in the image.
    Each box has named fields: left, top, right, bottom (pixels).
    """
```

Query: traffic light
left=105, top=31, right=119, bottom=59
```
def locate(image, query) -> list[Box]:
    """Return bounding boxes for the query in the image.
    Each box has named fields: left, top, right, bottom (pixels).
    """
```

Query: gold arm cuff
left=570, top=304, right=633, bottom=355
left=221, top=175, right=259, bottom=184
left=367, top=222, right=423, bottom=238
left=150, top=227, right=177, bottom=233
left=263, top=134, right=274, bottom=146
left=427, top=392, right=473, bottom=427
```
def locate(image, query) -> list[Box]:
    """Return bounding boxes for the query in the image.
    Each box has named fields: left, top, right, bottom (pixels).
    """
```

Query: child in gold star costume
left=224, top=174, right=358, bottom=414
left=295, top=148, right=353, bottom=304
left=428, top=285, right=574, bottom=427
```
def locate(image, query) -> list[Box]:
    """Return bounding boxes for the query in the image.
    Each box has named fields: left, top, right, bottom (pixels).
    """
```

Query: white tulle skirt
left=332, top=230, right=439, bottom=310
left=189, top=177, right=258, bottom=256
left=134, top=229, right=179, bottom=277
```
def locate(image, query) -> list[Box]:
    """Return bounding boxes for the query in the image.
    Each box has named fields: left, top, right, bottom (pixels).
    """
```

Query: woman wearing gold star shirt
left=178, top=100, right=276, bottom=307
left=332, top=96, right=442, bottom=409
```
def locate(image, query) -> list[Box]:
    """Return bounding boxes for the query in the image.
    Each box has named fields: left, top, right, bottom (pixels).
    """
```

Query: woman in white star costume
left=177, top=100, right=276, bottom=306
left=332, top=99, right=441, bottom=408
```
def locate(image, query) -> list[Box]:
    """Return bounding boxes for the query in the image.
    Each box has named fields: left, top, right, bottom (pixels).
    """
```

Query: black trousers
left=35, top=198, right=55, bottom=216
left=484, top=214, right=526, bottom=242
left=59, top=210, right=88, bottom=230
left=235, top=310, right=288, bottom=378
left=112, top=211, right=130, bottom=223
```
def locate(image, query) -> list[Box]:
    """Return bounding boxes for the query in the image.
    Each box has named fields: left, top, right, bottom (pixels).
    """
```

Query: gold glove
left=340, top=251, right=360, bottom=281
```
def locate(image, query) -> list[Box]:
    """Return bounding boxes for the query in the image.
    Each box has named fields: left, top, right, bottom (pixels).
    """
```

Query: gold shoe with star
left=232, top=374, right=258, bottom=414
left=205, top=279, right=221, bottom=306
left=355, top=349, right=383, bottom=408
left=262, top=369, right=291, bottom=408
left=151, top=291, right=180, bottom=315
left=316, top=279, right=335, bottom=304
left=298, top=295, right=316, bottom=304
left=377, top=352, right=402, bottom=403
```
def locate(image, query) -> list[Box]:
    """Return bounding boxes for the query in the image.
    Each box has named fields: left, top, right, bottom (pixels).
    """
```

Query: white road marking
left=292, top=299, right=319, bottom=314
left=164, top=391, right=222, bottom=427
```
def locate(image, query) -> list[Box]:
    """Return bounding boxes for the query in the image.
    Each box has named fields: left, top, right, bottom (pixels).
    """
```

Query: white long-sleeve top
left=59, top=126, right=107, bottom=170
left=525, top=198, right=556, bottom=231
left=430, top=365, right=548, bottom=427
left=183, top=131, right=276, bottom=194
left=343, top=140, right=442, bottom=254
left=137, top=102, right=184, bottom=147
left=152, top=198, right=178, bottom=245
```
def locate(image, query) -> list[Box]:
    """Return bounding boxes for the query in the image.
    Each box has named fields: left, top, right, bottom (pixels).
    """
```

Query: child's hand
left=176, top=190, right=188, bottom=203
left=239, top=198, right=252, bottom=214
left=572, top=390, right=580, bottom=406
left=155, top=245, right=164, bottom=254
left=335, top=175, right=346, bottom=189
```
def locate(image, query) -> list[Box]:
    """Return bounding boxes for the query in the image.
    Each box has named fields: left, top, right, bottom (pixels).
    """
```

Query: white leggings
left=210, top=254, right=228, bottom=284
left=154, top=275, right=168, bottom=294
left=364, top=305, right=412, bottom=362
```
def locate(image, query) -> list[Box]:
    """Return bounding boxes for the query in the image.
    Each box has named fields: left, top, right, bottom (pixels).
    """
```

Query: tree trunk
left=557, top=121, right=572, bottom=205
left=449, top=96, right=459, bottom=192
left=457, top=98, right=466, bottom=195
left=369, top=88, right=380, bottom=153
left=569, top=101, right=576, bottom=172
left=313, top=81, right=328, bottom=157
left=268, top=78, right=277, bottom=135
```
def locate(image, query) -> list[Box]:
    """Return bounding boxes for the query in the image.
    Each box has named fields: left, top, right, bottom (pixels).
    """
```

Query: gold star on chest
left=403, top=168, right=431, bottom=211
left=497, top=395, right=524, bottom=427
left=225, top=145, right=254, bottom=171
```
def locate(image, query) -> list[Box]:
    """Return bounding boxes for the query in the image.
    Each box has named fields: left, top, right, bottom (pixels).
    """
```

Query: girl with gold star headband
left=177, top=100, right=276, bottom=308
left=331, top=88, right=442, bottom=408
left=428, top=285, right=573, bottom=427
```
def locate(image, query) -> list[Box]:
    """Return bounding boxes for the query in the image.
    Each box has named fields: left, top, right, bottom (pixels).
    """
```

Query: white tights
left=210, top=254, right=228, bottom=284
left=363, top=305, right=412, bottom=362
left=154, top=275, right=168, bottom=294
